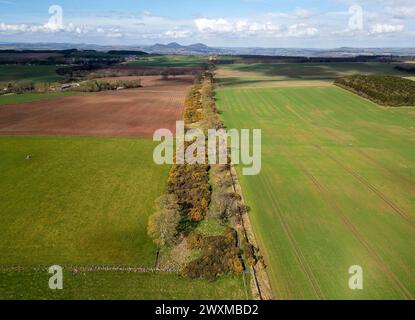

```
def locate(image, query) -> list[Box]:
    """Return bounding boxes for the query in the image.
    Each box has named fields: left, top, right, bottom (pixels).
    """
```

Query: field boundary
left=229, top=165, right=274, bottom=300
left=0, top=265, right=177, bottom=274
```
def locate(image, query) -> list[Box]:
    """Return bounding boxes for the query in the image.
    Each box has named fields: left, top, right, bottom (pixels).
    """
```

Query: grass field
left=216, top=84, right=415, bottom=299
left=216, top=62, right=413, bottom=88
left=0, top=271, right=247, bottom=300
left=0, top=92, right=79, bottom=106
left=129, top=55, right=208, bottom=67
left=0, top=136, right=168, bottom=266
left=0, top=135, right=248, bottom=299
left=0, top=65, right=63, bottom=83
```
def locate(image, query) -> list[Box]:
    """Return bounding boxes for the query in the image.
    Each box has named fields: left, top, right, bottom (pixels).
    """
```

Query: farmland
left=129, top=55, right=208, bottom=67
left=216, top=62, right=412, bottom=88
left=0, top=92, right=79, bottom=106
left=0, top=65, right=63, bottom=83
left=0, top=136, right=248, bottom=299
left=1, top=51, right=414, bottom=300
left=0, top=271, right=247, bottom=300
left=0, top=76, right=192, bottom=137
left=0, top=136, right=171, bottom=266
left=0, top=66, right=249, bottom=299
left=216, top=82, right=415, bottom=299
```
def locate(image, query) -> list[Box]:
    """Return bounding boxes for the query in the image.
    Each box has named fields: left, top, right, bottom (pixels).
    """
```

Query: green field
left=0, top=271, right=247, bottom=300
left=216, top=62, right=413, bottom=88
left=0, top=92, right=79, bottom=106
left=216, top=84, right=415, bottom=299
left=129, top=55, right=208, bottom=67
left=0, top=65, right=63, bottom=83
left=0, top=136, right=247, bottom=299
left=0, top=136, right=168, bottom=266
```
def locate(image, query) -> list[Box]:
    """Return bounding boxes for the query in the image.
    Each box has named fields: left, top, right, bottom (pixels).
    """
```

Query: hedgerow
left=148, top=70, right=258, bottom=282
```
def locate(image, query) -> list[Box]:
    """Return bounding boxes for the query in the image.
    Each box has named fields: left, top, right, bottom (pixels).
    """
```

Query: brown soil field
left=0, top=75, right=193, bottom=137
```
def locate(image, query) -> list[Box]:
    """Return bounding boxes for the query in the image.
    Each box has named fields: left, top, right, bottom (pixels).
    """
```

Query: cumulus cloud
left=194, top=18, right=234, bottom=33
left=194, top=18, right=317, bottom=38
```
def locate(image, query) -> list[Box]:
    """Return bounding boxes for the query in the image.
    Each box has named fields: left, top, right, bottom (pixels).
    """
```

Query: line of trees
left=70, top=79, right=141, bottom=92
left=334, top=75, right=415, bottom=106
left=147, top=71, right=249, bottom=281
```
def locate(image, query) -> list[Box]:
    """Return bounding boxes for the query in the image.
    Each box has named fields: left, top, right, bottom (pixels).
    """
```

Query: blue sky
left=0, top=0, right=414, bottom=47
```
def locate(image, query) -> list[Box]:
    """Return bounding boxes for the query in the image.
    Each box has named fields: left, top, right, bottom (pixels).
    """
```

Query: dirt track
left=0, top=75, right=192, bottom=137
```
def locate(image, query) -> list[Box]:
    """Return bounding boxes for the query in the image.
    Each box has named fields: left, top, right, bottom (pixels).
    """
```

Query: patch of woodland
left=334, top=75, right=415, bottom=106
left=69, top=79, right=142, bottom=92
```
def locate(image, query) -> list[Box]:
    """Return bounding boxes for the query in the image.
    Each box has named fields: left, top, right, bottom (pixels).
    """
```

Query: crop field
left=0, top=76, right=192, bottom=137
left=216, top=84, right=415, bottom=299
left=0, top=65, right=63, bottom=83
left=129, top=55, right=208, bottom=67
left=216, top=62, right=413, bottom=88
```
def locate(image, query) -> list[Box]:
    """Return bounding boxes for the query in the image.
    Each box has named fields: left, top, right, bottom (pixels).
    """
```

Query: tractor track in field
left=261, top=175, right=324, bottom=299
left=295, top=159, right=414, bottom=300
left=283, top=102, right=414, bottom=298
left=314, top=144, right=415, bottom=229
left=282, top=103, right=414, bottom=228
left=315, top=119, right=415, bottom=193
left=285, top=101, right=414, bottom=190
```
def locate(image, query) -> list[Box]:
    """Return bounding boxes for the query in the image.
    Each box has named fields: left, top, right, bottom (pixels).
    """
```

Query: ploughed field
left=216, top=85, right=415, bottom=299
left=0, top=75, right=193, bottom=137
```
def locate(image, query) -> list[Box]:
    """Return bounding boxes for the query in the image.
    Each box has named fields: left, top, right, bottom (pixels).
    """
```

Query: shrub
left=147, top=208, right=181, bottom=247
left=181, top=227, right=244, bottom=281
left=243, top=241, right=257, bottom=267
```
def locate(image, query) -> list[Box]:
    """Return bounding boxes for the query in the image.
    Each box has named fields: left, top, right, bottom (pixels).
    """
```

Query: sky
left=0, top=0, right=414, bottom=48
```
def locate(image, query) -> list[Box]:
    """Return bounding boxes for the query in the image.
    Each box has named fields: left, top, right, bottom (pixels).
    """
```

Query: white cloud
left=385, top=5, right=415, bottom=19
left=194, top=18, right=317, bottom=38
left=287, top=24, right=318, bottom=37
left=194, top=18, right=234, bottom=33
left=165, top=29, right=192, bottom=39
left=370, top=23, right=404, bottom=34
left=0, top=22, right=90, bottom=34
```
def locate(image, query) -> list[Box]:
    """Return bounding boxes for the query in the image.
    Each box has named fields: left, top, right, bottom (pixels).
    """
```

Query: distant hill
left=145, top=42, right=215, bottom=54
left=1, top=42, right=415, bottom=57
